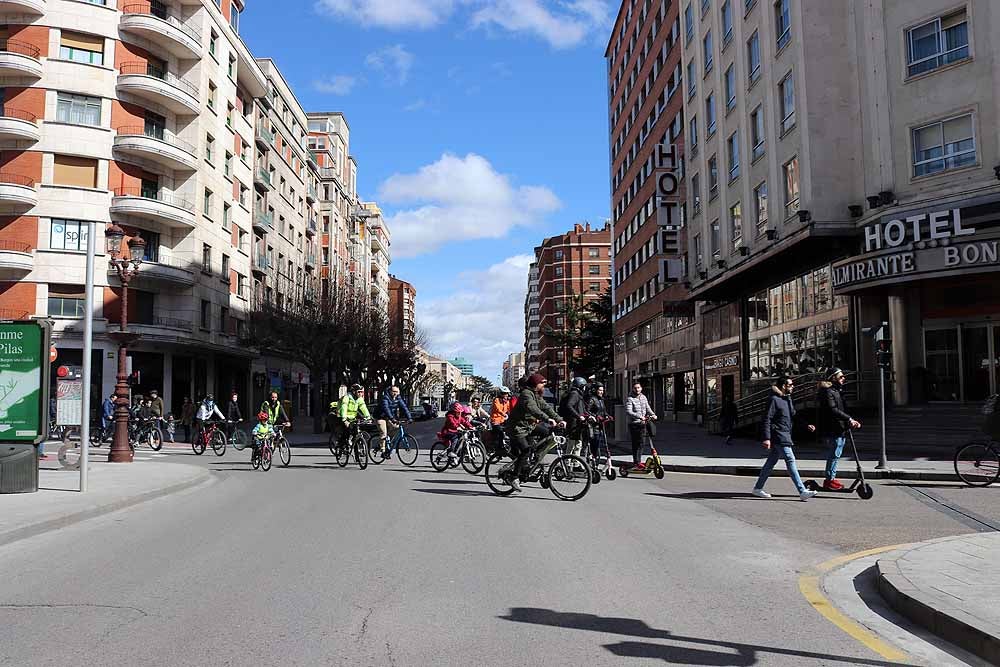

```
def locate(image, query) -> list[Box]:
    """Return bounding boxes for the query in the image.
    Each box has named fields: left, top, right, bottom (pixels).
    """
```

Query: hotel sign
left=833, top=206, right=1000, bottom=292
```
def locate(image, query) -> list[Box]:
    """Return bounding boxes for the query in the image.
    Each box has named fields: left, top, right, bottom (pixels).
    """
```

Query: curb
left=876, top=538, right=1000, bottom=665
left=0, top=466, right=212, bottom=549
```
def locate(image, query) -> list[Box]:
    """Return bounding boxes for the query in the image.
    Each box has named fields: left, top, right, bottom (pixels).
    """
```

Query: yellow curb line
left=798, top=544, right=912, bottom=663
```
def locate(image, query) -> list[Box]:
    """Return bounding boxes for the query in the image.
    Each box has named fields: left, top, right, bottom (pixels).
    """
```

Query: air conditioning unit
left=848, top=204, right=864, bottom=218
left=797, top=210, right=812, bottom=223
left=765, top=228, right=778, bottom=241
left=738, top=245, right=750, bottom=256
left=716, top=258, right=727, bottom=269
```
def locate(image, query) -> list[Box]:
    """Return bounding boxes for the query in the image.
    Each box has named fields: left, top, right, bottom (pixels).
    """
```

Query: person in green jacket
left=333, top=384, right=370, bottom=449
left=504, top=373, right=565, bottom=492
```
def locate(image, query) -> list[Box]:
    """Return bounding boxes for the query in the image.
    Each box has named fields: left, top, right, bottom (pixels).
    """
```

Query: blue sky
left=241, top=0, right=614, bottom=381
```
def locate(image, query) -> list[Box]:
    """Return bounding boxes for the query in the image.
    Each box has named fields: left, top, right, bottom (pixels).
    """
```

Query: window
left=221, top=253, right=230, bottom=278
left=200, top=300, right=211, bottom=329
left=779, top=73, right=795, bottom=133
left=706, top=93, right=716, bottom=135
left=207, top=81, right=217, bottom=111
left=48, top=285, right=85, bottom=318
left=689, top=115, right=699, bottom=154
left=209, top=31, right=218, bottom=57
left=588, top=248, right=599, bottom=258
left=783, top=157, right=799, bottom=217
left=228, top=55, right=236, bottom=79
left=750, top=105, right=765, bottom=160
left=226, top=103, right=234, bottom=128
left=202, top=244, right=212, bottom=273
left=907, top=9, right=969, bottom=77
left=223, top=202, right=231, bottom=228
left=775, top=0, right=791, bottom=50
left=912, top=113, right=976, bottom=177
left=708, top=155, right=719, bottom=196
left=691, top=172, right=701, bottom=212
left=59, top=31, right=104, bottom=66
left=703, top=31, right=713, bottom=74
left=49, top=219, right=90, bottom=251
left=555, top=266, right=564, bottom=277
left=754, top=181, right=768, bottom=231
left=588, top=265, right=601, bottom=275
left=52, top=155, right=97, bottom=188
left=554, top=249, right=564, bottom=260
left=684, top=3, right=694, bottom=43
left=747, top=31, right=761, bottom=83
left=203, top=188, right=212, bottom=217
left=730, top=202, right=742, bottom=249
left=56, top=92, right=101, bottom=126
left=239, top=183, right=248, bottom=206
left=205, top=134, right=214, bottom=163
left=721, top=0, right=733, bottom=45
left=727, top=131, right=740, bottom=180
left=224, top=151, right=233, bottom=177
left=694, top=233, right=703, bottom=267
left=724, top=65, right=736, bottom=110
left=701, top=0, right=710, bottom=15
left=229, top=4, right=240, bottom=32
left=220, top=306, right=229, bottom=333
left=710, top=219, right=720, bottom=256
left=687, top=60, right=697, bottom=98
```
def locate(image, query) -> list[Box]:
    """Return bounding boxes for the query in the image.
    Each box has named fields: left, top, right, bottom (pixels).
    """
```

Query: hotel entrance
left=924, top=322, right=1000, bottom=402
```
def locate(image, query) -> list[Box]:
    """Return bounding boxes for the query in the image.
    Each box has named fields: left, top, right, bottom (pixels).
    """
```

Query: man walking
left=225, top=391, right=243, bottom=442
left=816, top=368, right=861, bottom=490
left=148, top=389, right=164, bottom=419
left=625, top=382, right=657, bottom=469
left=753, top=376, right=817, bottom=501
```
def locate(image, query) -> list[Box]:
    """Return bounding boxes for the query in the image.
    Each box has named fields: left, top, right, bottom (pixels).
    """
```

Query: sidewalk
left=608, top=421, right=956, bottom=481
left=876, top=533, right=1000, bottom=664
left=0, top=459, right=210, bottom=548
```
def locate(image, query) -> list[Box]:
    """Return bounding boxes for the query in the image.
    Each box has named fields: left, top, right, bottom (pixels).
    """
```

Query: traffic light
left=876, top=339, right=892, bottom=369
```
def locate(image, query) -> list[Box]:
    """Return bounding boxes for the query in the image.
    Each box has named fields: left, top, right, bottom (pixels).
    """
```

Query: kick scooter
left=619, top=421, right=665, bottom=479
left=804, top=430, right=873, bottom=500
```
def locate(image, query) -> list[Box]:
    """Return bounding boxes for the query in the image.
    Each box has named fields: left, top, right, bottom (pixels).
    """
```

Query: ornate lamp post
left=105, top=223, right=145, bottom=463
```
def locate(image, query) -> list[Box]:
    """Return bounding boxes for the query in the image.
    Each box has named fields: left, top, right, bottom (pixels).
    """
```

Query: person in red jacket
left=438, top=402, right=474, bottom=465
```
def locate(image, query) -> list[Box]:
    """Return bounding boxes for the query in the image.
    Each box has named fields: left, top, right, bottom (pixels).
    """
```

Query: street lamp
left=105, top=223, right=145, bottom=463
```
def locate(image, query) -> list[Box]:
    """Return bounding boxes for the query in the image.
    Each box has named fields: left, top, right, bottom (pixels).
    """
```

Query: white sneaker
left=752, top=488, right=771, bottom=499
left=799, top=490, right=817, bottom=501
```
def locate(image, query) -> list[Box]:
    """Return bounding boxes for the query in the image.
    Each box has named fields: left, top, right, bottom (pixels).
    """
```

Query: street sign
left=50, top=345, right=57, bottom=363
left=0, top=320, right=52, bottom=444
left=56, top=378, right=83, bottom=427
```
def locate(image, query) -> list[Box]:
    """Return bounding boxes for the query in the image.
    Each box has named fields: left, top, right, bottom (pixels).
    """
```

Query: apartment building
left=360, top=201, right=390, bottom=311
left=523, top=261, right=540, bottom=369
left=606, top=0, right=702, bottom=416
left=679, top=0, right=1000, bottom=424
left=529, top=222, right=612, bottom=392
left=502, top=350, right=525, bottom=389
left=387, top=274, right=416, bottom=350
left=0, top=0, right=267, bottom=415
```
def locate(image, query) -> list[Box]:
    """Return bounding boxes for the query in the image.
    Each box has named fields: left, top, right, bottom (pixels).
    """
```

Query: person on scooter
left=559, top=377, right=590, bottom=461
left=586, top=383, right=610, bottom=459
left=505, top=374, right=565, bottom=493
left=625, top=382, right=657, bottom=470
left=816, top=368, right=861, bottom=491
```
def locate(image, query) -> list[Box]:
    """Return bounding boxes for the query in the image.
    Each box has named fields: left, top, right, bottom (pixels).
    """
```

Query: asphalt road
left=2, top=419, right=997, bottom=666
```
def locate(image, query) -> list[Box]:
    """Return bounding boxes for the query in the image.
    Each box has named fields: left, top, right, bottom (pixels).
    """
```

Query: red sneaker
left=823, top=478, right=843, bottom=490
left=633, top=462, right=646, bottom=471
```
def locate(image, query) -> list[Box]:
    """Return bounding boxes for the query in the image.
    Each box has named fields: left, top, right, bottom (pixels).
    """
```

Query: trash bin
left=0, top=443, right=39, bottom=494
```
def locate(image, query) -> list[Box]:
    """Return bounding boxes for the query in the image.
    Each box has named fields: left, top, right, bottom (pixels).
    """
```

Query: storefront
left=704, top=346, right=740, bottom=414
left=832, top=195, right=1000, bottom=405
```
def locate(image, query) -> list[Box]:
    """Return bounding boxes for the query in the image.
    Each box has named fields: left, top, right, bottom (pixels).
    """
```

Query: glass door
left=994, top=326, right=1000, bottom=397
left=962, top=326, right=991, bottom=402
left=924, top=328, right=960, bottom=401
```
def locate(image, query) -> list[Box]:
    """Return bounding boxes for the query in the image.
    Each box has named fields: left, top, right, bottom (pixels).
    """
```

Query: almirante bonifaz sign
left=0, top=320, right=51, bottom=444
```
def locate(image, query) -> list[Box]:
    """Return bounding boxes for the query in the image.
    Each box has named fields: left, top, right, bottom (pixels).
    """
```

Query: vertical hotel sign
left=0, top=320, right=51, bottom=444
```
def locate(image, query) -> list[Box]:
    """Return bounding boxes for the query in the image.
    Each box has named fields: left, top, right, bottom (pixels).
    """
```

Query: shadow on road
left=413, top=478, right=483, bottom=485
left=500, top=607, right=910, bottom=666
left=646, top=491, right=856, bottom=502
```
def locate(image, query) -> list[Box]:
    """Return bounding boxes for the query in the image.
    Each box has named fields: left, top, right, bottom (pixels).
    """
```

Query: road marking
left=798, top=545, right=912, bottom=663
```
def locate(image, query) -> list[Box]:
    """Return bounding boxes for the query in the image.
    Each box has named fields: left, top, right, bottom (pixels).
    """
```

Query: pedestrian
left=225, top=391, right=243, bottom=442
left=101, top=392, right=116, bottom=434
left=585, top=383, right=610, bottom=459
left=719, top=397, right=738, bottom=445
left=180, top=397, right=194, bottom=443
left=558, top=377, right=589, bottom=460
left=753, top=376, right=817, bottom=501
left=148, top=389, right=164, bottom=418
left=816, top=368, right=861, bottom=491
left=625, top=382, right=657, bottom=470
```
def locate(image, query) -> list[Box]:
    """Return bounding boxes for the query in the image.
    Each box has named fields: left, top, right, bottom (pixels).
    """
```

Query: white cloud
left=418, top=254, right=533, bottom=381
left=471, top=0, right=611, bottom=49
left=315, top=0, right=455, bottom=29
left=378, top=153, right=561, bottom=257
left=313, top=75, right=358, bottom=95
left=403, top=98, right=429, bottom=111
left=365, top=44, right=415, bottom=84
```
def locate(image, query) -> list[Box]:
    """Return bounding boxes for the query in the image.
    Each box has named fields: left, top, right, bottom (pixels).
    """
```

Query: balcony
left=132, top=316, right=194, bottom=338
left=304, top=252, right=317, bottom=269
left=120, top=3, right=201, bottom=59
left=254, top=125, right=274, bottom=149
left=0, top=39, right=42, bottom=79
left=306, top=217, right=317, bottom=236
left=117, top=62, right=199, bottom=116
left=0, top=0, right=45, bottom=14
left=113, top=126, right=197, bottom=172
left=253, top=166, right=272, bottom=191
left=0, top=106, right=40, bottom=142
left=252, top=207, right=273, bottom=233
left=115, top=256, right=195, bottom=289
left=110, top=187, right=195, bottom=230
left=0, top=240, right=33, bottom=279
left=251, top=253, right=269, bottom=275
left=306, top=183, right=317, bottom=203
left=0, top=173, right=37, bottom=211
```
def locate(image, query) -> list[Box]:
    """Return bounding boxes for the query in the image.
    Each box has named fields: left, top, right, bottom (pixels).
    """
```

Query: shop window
left=50, top=219, right=90, bottom=251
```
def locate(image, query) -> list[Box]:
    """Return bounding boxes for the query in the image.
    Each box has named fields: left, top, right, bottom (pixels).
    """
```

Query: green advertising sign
left=0, top=321, right=49, bottom=443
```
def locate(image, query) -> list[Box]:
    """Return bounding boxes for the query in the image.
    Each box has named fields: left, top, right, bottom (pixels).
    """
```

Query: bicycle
left=272, top=423, right=291, bottom=467
left=226, top=420, right=250, bottom=452
left=192, top=420, right=227, bottom=456
left=954, top=395, right=1000, bottom=487
left=368, top=420, right=419, bottom=466
left=130, top=417, right=163, bottom=452
left=331, top=419, right=371, bottom=469
left=250, top=433, right=274, bottom=471
left=429, top=428, right=486, bottom=474
left=484, top=428, right=592, bottom=501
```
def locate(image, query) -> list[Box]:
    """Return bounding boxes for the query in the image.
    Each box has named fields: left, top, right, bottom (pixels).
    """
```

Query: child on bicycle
left=251, top=411, right=274, bottom=458
left=438, top=402, right=474, bottom=465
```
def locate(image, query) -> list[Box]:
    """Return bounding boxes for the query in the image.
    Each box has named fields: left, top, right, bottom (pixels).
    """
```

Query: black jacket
left=816, top=382, right=851, bottom=436
left=586, top=395, right=608, bottom=419
left=559, top=388, right=585, bottom=421
left=226, top=400, right=242, bottom=422
left=762, top=386, right=796, bottom=446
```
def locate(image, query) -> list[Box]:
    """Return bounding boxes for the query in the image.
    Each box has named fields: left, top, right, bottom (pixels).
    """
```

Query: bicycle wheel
left=328, top=430, right=338, bottom=456
left=396, top=434, right=419, bottom=466
left=211, top=431, right=227, bottom=456
left=429, top=441, right=451, bottom=472
left=192, top=436, right=206, bottom=455
left=548, top=455, right=592, bottom=501
left=276, top=436, right=291, bottom=467
left=261, top=443, right=273, bottom=471
left=251, top=447, right=261, bottom=470
left=354, top=433, right=369, bottom=470
left=232, top=428, right=249, bottom=451
left=484, top=454, right=517, bottom=496
left=954, top=441, right=1000, bottom=487
left=461, top=442, right=486, bottom=475
left=334, top=438, right=350, bottom=467
left=148, top=427, right=163, bottom=451
left=368, top=437, right=385, bottom=465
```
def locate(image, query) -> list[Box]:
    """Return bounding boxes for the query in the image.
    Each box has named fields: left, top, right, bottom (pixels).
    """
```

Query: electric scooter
left=587, top=415, right=617, bottom=481
left=804, top=430, right=873, bottom=500
left=619, top=421, right=665, bottom=479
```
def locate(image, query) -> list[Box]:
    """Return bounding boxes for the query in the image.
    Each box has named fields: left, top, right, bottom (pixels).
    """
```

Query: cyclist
left=250, top=410, right=274, bottom=460
left=439, top=402, right=474, bottom=466
left=469, top=395, right=491, bottom=423
left=335, top=384, right=371, bottom=450
left=261, top=390, right=291, bottom=430
left=489, top=387, right=512, bottom=453
left=377, top=385, right=412, bottom=460
left=505, top=373, right=565, bottom=493
left=194, top=394, right=225, bottom=445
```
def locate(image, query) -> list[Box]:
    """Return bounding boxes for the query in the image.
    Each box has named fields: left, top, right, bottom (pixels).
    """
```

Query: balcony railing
left=306, top=217, right=317, bottom=234
left=0, top=308, right=30, bottom=320
left=0, top=39, right=41, bottom=60
left=307, top=183, right=317, bottom=200
left=0, top=240, right=32, bottom=253
left=0, top=173, right=35, bottom=187
left=122, top=2, right=200, bottom=44
left=253, top=207, right=273, bottom=228
left=253, top=253, right=269, bottom=271
left=0, top=106, right=37, bottom=123
left=256, top=125, right=275, bottom=143
left=113, top=186, right=194, bottom=212
left=254, top=166, right=272, bottom=186
left=115, top=125, right=196, bottom=155
left=118, top=61, right=199, bottom=98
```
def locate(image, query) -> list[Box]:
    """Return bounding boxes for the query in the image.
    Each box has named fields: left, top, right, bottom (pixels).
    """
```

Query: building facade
left=387, top=274, right=416, bottom=350
left=502, top=350, right=525, bottom=389
left=606, top=0, right=701, bottom=417
left=524, top=260, right=540, bottom=369
left=449, top=356, right=473, bottom=376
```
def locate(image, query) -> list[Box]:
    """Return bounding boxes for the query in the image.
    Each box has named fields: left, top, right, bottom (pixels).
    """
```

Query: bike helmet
left=350, top=383, right=363, bottom=392
left=572, top=377, right=587, bottom=389
left=499, top=386, right=511, bottom=394
left=257, top=411, right=269, bottom=421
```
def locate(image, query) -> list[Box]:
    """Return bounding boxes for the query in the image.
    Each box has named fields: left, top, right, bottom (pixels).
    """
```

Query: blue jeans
left=754, top=444, right=806, bottom=493
left=824, top=435, right=846, bottom=480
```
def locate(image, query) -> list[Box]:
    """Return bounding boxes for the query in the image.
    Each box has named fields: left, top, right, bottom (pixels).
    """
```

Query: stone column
left=888, top=294, right=909, bottom=405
